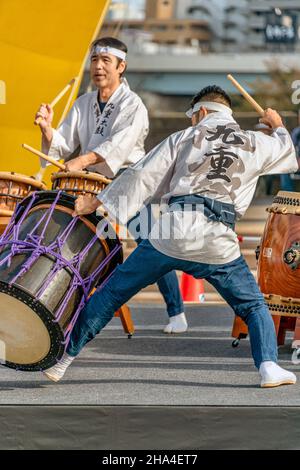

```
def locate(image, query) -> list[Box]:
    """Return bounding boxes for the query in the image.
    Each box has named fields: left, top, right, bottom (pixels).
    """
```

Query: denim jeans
left=280, top=174, right=295, bottom=192
left=67, top=239, right=278, bottom=369
left=126, top=204, right=183, bottom=317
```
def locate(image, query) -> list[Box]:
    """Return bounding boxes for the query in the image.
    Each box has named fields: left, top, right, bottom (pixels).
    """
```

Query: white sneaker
left=43, top=353, right=75, bottom=382
left=163, top=312, right=188, bottom=334
left=259, top=361, right=297, bottom=388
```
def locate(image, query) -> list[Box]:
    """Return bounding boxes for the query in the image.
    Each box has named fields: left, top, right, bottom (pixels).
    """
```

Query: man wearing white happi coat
left=44, top=85, right=298, bottom=388
left=35, top=37, right=186, bottom=334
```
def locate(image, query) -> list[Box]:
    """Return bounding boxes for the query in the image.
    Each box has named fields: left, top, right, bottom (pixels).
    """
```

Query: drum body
left=257, top=191, right=300, bottom=317
left=51, top=170, right=111, bottom=197
left=0, top=172, right=46, bottom=234
left=0, top=190, right=122, bottom=371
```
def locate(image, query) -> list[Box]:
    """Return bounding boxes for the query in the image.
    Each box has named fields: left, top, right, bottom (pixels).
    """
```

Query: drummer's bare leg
left=43, top=240, right=180, bottom=382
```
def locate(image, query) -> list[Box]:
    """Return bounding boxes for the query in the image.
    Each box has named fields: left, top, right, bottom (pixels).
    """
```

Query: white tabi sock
left=163, top=312, right=188, bottom=334
left=259, top=361, right=297, bottom=388
left=43, top=352, right=75, bottom=382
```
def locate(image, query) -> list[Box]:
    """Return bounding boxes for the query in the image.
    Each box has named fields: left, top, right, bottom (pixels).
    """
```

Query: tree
left=234, top=61, right=300, bottom=113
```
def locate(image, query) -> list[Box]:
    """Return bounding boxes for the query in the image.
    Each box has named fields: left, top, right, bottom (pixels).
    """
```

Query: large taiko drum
left=0, top=190, right=122, bottom=371
left=0, top=172, right=47, bottom=234
left=51, top=170, right=111, bottom=197
left=257, top=191, right=300, bottom=317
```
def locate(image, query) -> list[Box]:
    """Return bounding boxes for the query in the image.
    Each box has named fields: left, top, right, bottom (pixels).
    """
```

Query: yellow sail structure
left=0, top=0, right=110, bottom=184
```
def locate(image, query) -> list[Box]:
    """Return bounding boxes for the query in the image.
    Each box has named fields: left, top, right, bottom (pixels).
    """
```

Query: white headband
left=186, top=101, right=232, bottom=118
left=91, top=45, right=127, bottom=61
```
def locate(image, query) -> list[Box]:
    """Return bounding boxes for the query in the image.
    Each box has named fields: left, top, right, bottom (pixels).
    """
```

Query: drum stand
left=231, top=315, right=300, bottom=363
left=115, top=304, right=135, bottom=339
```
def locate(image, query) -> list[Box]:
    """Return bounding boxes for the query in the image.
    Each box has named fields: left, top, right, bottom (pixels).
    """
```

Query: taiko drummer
left=45, top=86, right=298, bottom=387
left=34, top=36, right=187, bottom=334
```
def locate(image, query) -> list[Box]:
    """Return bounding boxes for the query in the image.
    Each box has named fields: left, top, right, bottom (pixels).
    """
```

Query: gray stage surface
left=0, top=304, right=299, bottom=406
left=2, top=304, right=300, bottom=450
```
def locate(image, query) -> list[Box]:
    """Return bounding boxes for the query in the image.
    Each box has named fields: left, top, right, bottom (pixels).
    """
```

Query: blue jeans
left=280, top=174, right=295, bottom=192
left=127, top=205, right=183, bottom=318
left=67, top=240, right=278, bottom=369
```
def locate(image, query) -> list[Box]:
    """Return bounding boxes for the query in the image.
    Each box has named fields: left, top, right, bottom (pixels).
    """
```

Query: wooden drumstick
left=22, top=143, right=66, bottom=171
left=227, top=74, right=264, bottom=117
left=34, top=78, right=77, bottom=125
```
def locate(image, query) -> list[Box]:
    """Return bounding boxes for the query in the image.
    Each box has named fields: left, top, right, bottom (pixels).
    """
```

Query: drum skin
left=0, top=191, right=122, bottom=371
left=257, top=191, right=300, bottom=316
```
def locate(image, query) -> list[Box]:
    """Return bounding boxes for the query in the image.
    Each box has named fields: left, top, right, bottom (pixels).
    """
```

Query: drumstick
left=227, top=74, right=264, bottom=117
left=34, top=78, right=77, bottom=125
left=22, top=143, right=66, bottom=171
left=34, top=78, right=77, bottom=178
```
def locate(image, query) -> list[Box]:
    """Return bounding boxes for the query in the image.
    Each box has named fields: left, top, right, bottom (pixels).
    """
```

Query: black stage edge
left=1, top=406, right=300, bottom=450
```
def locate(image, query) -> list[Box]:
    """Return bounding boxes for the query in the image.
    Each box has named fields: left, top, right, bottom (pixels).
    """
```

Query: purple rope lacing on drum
left=63, top=297, right=86, bottom=346
left=63, top=261, right=120, bottom=348
left=0, top=228, right=121, bottom=299
left=32, top=215, right=82, bottom=300
left=33, top=190, right=62, bottom=241
left=0, top=192, right=122, bottom=341
left=0, top=204, right=23, bottom=241
left=34, top=216, right=96, bottom=300
left=0, top=191, right=122, bottom=347
left=60, top=243, right=121, bottom=345
left=0, top=193, right=39, bottom=266
left=5, top=192, right=63, bottom=285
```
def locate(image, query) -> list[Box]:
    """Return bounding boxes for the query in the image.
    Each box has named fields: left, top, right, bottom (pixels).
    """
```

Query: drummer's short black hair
left=90, top=37, right=128, bottom=76
left=191, top=85, right=232, bottom=109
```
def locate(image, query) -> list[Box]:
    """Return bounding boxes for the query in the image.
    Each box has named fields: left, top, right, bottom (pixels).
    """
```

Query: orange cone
left=180, top=273, right=205, bottom=303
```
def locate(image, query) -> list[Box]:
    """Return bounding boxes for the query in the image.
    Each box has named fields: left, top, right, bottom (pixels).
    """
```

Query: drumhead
left=0, top=281, right=65, bottom=371
left=51, top=170, right=111, bottom=185
left=0, top=292, right=51, bottom=365
left=0, top=172, right=47, bottom=190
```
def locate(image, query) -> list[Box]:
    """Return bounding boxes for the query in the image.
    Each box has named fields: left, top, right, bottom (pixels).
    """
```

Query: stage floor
left=1, top=304, right=299, bottom=406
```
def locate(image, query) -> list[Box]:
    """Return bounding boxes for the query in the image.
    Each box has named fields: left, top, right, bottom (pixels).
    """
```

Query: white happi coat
left=45, top=79, right=149, bottom=178
left=99, top=110, right=298, bottom=264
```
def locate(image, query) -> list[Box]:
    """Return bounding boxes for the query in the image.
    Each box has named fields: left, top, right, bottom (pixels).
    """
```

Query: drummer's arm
left=41, top=127, right=54, bottom=154
left=37, top=102, right=82, bottom=161
left=72, top=194, right=102, bottom=217
left=64, top=151, right=104, bottom=172
left=259, top=108, right=284, bottom=130
left=258, top=110, right=298, bottom=175
left=35, top=104, right=54, bottom=153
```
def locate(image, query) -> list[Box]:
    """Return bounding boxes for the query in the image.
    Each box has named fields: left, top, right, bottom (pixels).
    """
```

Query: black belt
left=168, top=194, right=236, bottom=230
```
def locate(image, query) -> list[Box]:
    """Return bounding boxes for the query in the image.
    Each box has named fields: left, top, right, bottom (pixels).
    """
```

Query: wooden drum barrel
left=0, top=172, right=47, bottom=234
left=51, top=170, right=111, bottom=197
left=258, top=191, right=300, bottom=317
